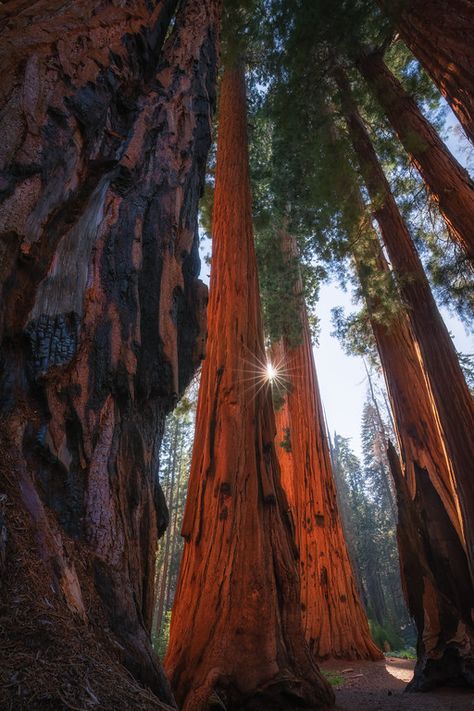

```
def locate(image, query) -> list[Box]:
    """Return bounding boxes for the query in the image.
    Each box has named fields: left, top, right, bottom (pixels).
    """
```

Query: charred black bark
left=0, top=1, right=221, bottom=708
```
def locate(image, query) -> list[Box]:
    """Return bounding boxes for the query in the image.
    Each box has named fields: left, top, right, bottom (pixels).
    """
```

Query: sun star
left=265, top=362, right=278, bottom=383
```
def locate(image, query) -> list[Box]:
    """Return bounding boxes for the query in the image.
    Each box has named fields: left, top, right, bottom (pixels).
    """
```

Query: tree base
left=407, top=647, right=474, bottom=692
left=202, top=673, right=335, bottom=711
left=0, top=464, right=175, bottom=711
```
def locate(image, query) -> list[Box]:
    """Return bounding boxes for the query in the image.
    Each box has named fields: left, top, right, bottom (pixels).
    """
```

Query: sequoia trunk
left=336, top=68, right=474, bottom=590
left=164, top=60, right=334, bottom=711
left=271, top=235, right=381, bottom=661
left=357, top=50, right=474, bottom=263
left=0, top=1, right=220, bottom=708
left=388, top=443, right=474, bottom=690
left=380, top=0, right=474, bottom=145
left=336, top=133, right=474, bottom=687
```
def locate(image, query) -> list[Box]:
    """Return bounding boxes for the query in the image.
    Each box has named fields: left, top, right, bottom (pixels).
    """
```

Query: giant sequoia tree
left=356, top=49, right=474, bottom=263
left=333, top=70, right=474, bottom=688
left=379, top=0, right=474, bottom=145
left=270, top=233, right=380, bottom=661
left=164, top=58, right=334, bottom=711
left=335, top=66, right=474, bottom=582
left=0, top=1, right=220, bottom=707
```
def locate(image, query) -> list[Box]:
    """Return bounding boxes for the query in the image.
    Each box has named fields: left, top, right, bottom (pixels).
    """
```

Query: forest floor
left=320, top=658, right=474, bottom=710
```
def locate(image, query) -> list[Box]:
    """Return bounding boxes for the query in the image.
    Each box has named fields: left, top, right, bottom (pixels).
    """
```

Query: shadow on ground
left=320, top=658, right=474, bottom=710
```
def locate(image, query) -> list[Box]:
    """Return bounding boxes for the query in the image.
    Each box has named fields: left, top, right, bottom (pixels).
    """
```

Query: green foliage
left=386, top=648, right=417, bottom=660
left=152, top=379, right=199, bottom=656
left=322, top=671, right=345, bottom=688
left=331, top=306, right=379, bottom=365
left=279, top=426, right=292, bottom=452
left=330, top=382, right=415, bottom=646
left=154, top=610, right=172, bottom=658
left=256, top=225, right=305, bottom=346
left=369, top=620, right=405, bottom=652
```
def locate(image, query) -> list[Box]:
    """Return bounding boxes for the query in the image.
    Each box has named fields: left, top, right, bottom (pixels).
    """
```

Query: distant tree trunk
left=271, top=233, right=381, bottom=661
left=364, top=363, right=396, bottom=518
left=379, top=0, right=474, bottom=145
left=164, top=60, right=334, bottom=711
left=0, top=1, right=220, bottom=707
left=335, top=68, right=474, bottom=588
left=388, top=443, right=474, bottom=690
left=166, top=457, right=185, bottom=612
left=356, top=50, right=474, bottom=263
left=154, top=421, right=180, bottom=640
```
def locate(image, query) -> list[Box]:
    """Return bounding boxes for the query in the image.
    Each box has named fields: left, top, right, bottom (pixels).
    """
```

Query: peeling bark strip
left=272, top=233, right=381, bottom=661
left=388, top=444, right=474, bottom=691
left=380, top=0, right=474, bottom=146
left=165, top=60, right=334, bottom=711
left=335, top=67, right=474, bottom=594
left=0, top=0, right=220, bottom=707
left=356, top=50, right=474, bottom=263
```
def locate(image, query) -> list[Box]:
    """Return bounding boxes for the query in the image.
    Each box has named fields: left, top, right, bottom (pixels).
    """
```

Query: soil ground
left=320, top=658, right=474, bottom=711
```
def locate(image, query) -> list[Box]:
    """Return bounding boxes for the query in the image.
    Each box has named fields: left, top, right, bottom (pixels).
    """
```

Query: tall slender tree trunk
left=379, top=0, right=474, bottom=145
left=0, top=1, right=220, bottom=707
left=154, top=421, right=180, bottom=640
left=271, top=234, right=381, bottom=661
left=364, top=364, right=396, bottom=518
left=388, top=443, right=474, bottom=690
left=164, top=60, right=334, bottom=711
left=356, top=50, right=474, bottom=262
left=335, top=68, right=474, bottom=588
left=166, top=456, right=185, bottom=611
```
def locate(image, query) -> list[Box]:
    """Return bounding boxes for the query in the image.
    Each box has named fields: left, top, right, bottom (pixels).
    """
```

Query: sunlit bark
left=357, top=50, right=474, bottom=263
left=164, top=60, right=334, bottom=711
left=272, top=234, right=381, bottom=661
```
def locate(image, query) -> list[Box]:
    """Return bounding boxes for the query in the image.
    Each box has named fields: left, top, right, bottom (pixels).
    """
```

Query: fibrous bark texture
left=0, top=1, right=220, bottom=707
left=350, top=200, right=464, bottom=547
left=357, top=50, right=474, bottom=263
left=388, top=444, right=474, bottom=691
left=336, top=67, right=474, bottom=590
left=164, top=61, right=334, bottom=711
left=271, top=234, right=381, bottom=661
left=381, top=0, right=474, bottom=145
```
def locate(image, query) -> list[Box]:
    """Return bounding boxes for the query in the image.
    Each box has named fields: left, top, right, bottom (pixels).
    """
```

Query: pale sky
left=314, top=281, right=473, bottom=460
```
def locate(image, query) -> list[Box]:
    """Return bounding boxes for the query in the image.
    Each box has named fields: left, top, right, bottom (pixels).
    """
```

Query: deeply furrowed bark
left=388, top=444, right=474, bottom=690
left=379, top=0, right=474, bottom=146
left=335, top=72, right=474, bottom=688
left=357, top=50, right=474, bottom=263
left=164, top=60, right=334, bottom=711
left=272, top=233, right=381, bottom=661
left=0, top=0, right=220, bottom=706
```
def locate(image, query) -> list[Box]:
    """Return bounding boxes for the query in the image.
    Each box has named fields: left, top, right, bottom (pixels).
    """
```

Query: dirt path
left=320, top=658, right=474, bottom=710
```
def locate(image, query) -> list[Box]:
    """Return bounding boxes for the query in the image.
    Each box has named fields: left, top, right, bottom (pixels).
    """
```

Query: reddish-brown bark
left=388, top=443, right=474, bottom=690
left=357, top=50, right=474, bottom=263
left=380, top=0, right=474, bottom=146
left=271, top=235, right=381, bottom=661
left=0, top=1, right=220, bottom=707
left=325, top=111, right=464, bottom=546
left=349, top=201, right=465, bottom=547
left=336, top=68, right=474, bottom=589
left=164, top=60, right=334, bottom=711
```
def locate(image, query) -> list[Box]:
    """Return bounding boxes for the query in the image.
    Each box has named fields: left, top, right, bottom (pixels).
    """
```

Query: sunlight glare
left=265, top=361, right=278, bottom=383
